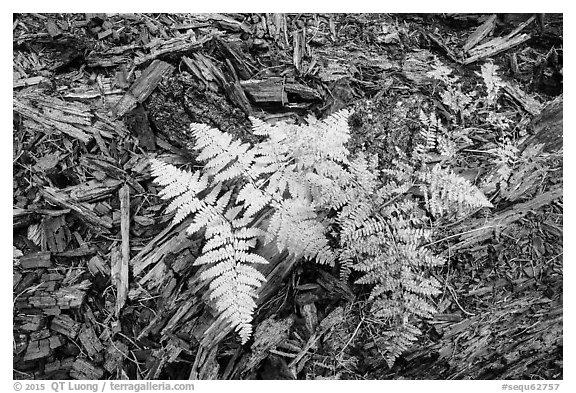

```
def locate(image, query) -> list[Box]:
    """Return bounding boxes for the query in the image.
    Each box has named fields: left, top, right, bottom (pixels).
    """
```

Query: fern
left=475, top=61, right=505, bottom=105
left=150, top=108, right=492, bottom=362
left=150, top=111, right=350, bottom=343
left=333, top=154, right=445, bottom=364
left=415, top=110, right=439, bottom=155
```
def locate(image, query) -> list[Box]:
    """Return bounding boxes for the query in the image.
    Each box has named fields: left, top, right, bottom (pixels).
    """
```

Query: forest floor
left=13, top=13, right=562, bottom=380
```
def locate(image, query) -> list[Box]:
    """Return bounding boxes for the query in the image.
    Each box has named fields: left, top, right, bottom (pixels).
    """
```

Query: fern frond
left=416, top=110, right=438, bottom=154
left=196, top=226, right=268, bottom=344
left=419, top=164, right=492, bottom=218
left=266, top=198, right=335, bottom=265
left=190, top=123, right=256, bottom=184
left=376, top=322, right=421, bottom=368
left=150, top=159, right=211, bottom=224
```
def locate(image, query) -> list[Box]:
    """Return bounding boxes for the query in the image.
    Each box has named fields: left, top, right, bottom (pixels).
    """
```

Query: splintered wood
left=462, top=15, right=535, bottom=64
left=41, top=187, right=113, bottom=231
left=112, top=59, right=175, bottom=118
left=112, top=185, right=131, bottom=316
left=463, top=15, right=497, bottom=52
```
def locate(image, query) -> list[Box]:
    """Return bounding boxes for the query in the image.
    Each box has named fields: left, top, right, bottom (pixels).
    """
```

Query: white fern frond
left=420, top=164, right=492, bottom=218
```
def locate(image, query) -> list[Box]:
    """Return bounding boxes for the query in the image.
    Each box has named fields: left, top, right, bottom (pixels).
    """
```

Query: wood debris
left=463, top=14, right=497, bottom=52
left=112, top=59, right=175, bottom=118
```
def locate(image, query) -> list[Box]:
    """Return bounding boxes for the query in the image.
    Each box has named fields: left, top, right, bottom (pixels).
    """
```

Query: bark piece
left=183, top=54, right=225, bottom=92
left=316, top=269, right=355, bottom=302
left=42, top=215, right=70, bottom=252
left=402, top=50, right=437, bottom=86
left=454, top=185, right=562, bottom=250
left=216, top=38, right=255, bottom=80
left=241, top=77, right=321, bottom=104
left=519, top=94, right=562, bottom=153
left=51, top=314, right=81, bottom=338
left=112, top=59, right=175, bottom=118
left=26, top=280, right=90, bottom=314
left=13, top=76, right=48, bottom=88
left=70, top=358, right=105, bottom=380
left=41, top=187, right=113, bottom=231
left=87, top=53, right=131, bottom=68
left=125, top=104, right=156, bottom=150
left=505, top=15, right=536, bottom=39
left=13, top=270, right=22, bottom=289
left=15, top=91, right=121, bottom=139
left=56, top=246, right=96, bottom=258
left=87, top=255, right=110, bottom=276
left=44, top=357, right=74, bottom=377
left=68, top=179, right=124, bottom=202
left=23, top=335, right=62, bottom=361
left=19, top=252, right=52, bottom=269
left=190, top=345, right=219, bottom=380
left=224, top=80, right=253, bottom=115
left=16, top=315, right=44, bottom=332
left=80, top=154, right=145, bottom=195
left=205, top=13, right=251, bottom=33
left=300, top=303, right=319, bottom=336
left=78, top=324, right=104, bottom=357
left=502, top=81, right=543, bottom=116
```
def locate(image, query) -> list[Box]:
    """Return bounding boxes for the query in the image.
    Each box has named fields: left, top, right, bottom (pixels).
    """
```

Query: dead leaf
left=34, top=153, right=61, bottom=172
